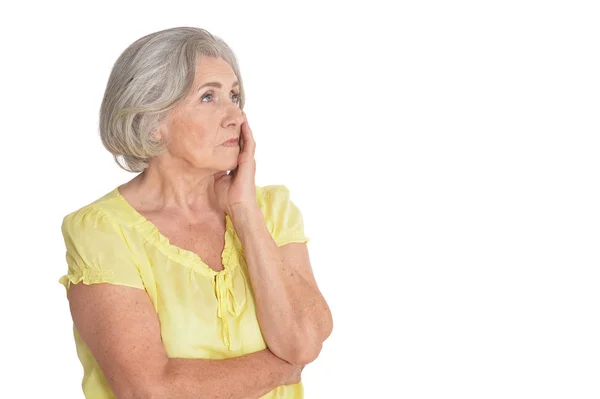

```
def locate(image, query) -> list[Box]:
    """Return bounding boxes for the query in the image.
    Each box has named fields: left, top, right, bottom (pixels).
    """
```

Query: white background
left=1, top=0, right=599, bottom=398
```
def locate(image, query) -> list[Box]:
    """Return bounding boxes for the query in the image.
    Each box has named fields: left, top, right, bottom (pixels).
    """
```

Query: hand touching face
left=214, top=111, right=257, bottom=215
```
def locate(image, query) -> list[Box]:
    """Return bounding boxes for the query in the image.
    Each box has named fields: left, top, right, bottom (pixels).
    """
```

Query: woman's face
left=155, top=56, right=244, bottom=172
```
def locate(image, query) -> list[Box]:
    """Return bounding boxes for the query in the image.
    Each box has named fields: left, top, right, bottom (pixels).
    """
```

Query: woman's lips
left=222, top=137, right=239, bottom=147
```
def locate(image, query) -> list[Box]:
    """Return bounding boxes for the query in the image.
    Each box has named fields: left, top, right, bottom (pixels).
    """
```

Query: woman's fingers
left=241, top=112, right=256, bottom=157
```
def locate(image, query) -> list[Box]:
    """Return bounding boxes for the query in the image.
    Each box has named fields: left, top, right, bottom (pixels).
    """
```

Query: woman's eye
left=201, top=92, right=240, bottom=104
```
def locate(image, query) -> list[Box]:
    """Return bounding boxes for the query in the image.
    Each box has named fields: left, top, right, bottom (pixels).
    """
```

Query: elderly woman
left=59, top=27, right=333, bottom=399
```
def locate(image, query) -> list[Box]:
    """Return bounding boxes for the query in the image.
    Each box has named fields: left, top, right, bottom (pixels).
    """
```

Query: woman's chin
left=228, top=156, right=240, bottom=168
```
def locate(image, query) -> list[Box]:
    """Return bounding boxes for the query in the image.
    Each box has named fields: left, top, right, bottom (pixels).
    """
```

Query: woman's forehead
left=193, top=57, right=237, bottom=87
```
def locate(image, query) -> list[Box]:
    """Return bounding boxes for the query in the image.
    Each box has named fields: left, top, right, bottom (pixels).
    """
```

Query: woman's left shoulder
left=254, top=184, right=310, bottom=246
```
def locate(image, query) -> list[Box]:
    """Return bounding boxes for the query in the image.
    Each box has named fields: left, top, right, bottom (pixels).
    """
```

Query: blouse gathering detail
left=59, top=184, right=310, bottom=399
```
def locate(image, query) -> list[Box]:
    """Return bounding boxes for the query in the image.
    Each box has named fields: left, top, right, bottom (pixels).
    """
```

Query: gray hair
left=99, top=27, right=246, bottom=173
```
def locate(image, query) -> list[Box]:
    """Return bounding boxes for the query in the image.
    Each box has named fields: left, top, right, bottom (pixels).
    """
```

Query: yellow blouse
left=59, top=184, right=310, bottom=399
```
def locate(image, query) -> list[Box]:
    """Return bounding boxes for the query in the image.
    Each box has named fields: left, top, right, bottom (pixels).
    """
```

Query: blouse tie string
left=212, top=268, right=246, bottom=350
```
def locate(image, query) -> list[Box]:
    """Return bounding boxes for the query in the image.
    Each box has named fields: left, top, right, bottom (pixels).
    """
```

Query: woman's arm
left=229, top=202, right=334, bottom=366
left=67, top=282, right=299, bottom=399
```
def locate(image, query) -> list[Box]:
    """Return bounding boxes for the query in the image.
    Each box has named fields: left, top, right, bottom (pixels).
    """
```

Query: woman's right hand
left=282, top=364, right=304, bottom=385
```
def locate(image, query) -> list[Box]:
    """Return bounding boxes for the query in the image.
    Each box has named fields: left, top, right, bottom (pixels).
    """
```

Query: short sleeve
left=58, top=207, right=145, bottom=293
left=260, top=185, right=311, bottom=247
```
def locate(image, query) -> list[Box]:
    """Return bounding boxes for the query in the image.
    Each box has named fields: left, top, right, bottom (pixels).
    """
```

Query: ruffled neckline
left=111, top=185, right=237, bottom=278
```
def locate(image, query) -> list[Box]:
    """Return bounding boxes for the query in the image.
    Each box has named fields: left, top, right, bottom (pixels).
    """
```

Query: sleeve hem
left=59, top=273, right=146, bottom=295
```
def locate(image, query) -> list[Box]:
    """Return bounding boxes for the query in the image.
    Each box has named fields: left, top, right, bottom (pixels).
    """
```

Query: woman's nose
left=222, top=105, right=244, bottom=127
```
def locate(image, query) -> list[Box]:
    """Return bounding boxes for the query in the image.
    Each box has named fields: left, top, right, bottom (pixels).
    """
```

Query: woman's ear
left=152, top=128, right=163, bottom=143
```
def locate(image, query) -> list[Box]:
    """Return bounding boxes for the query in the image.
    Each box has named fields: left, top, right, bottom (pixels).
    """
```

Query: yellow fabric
left=59, top=184, right=310, bottom=399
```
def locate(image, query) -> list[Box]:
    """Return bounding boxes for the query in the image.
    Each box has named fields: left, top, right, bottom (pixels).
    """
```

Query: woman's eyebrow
left=198, top=81, right=239, bottom=91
